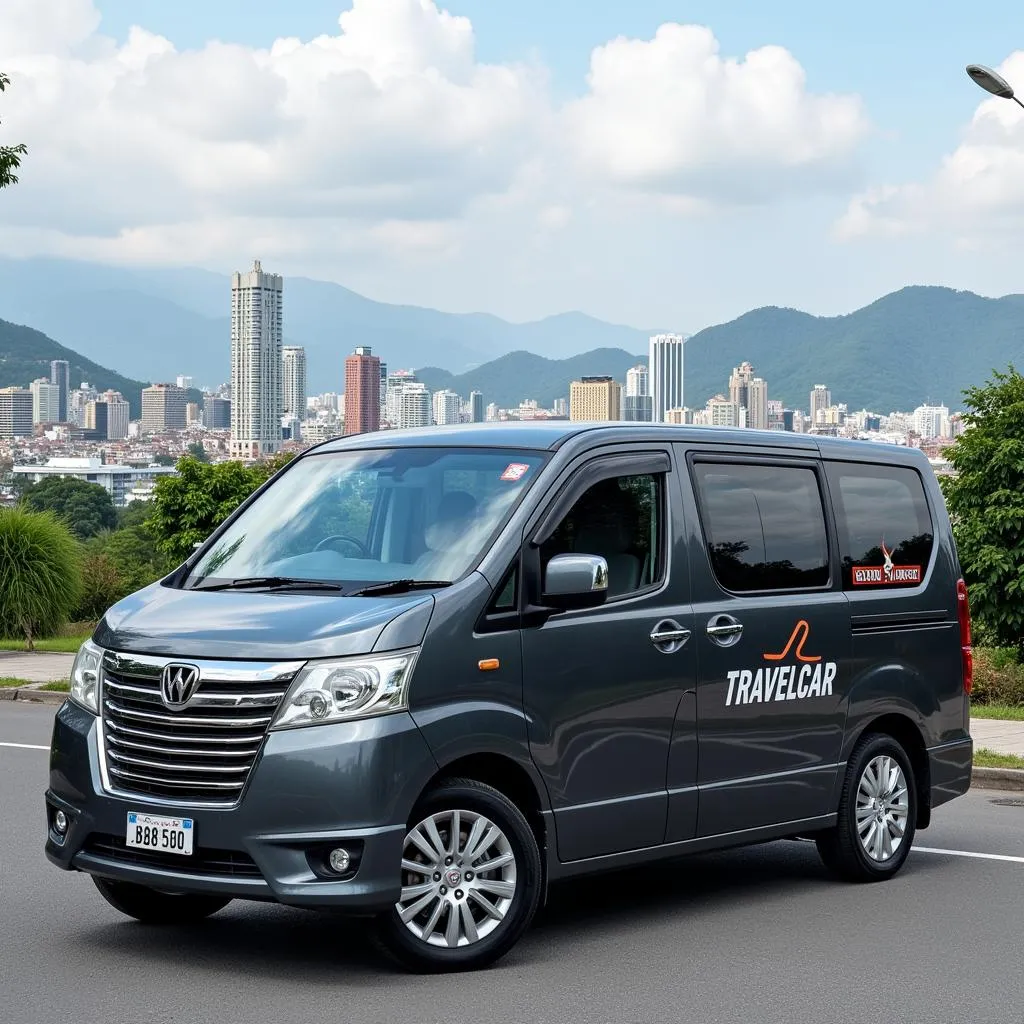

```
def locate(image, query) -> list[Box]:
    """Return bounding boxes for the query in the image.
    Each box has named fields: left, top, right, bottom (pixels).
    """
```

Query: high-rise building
left=486, top=402, right=499, bottom=422
left=282, top=346, right=307, bottom=418
left=748, top=377, right=769, bottom=430
left=728, top=361, right=755, bottom=412
left=141, top=383, right=188, bottom=433
left=176, top=375, right=194, bottom=391
left=30, top=378, right=61, bottom=424
left=69, top=383, right=98, bottom=427
left=50, top=360, right=69, bottom=422
left=913, top=404, right=951, bottom=440
left=553, top=397, right=568, bottom=418
left=767, top=400, right=785, bottom=431
left=396, top=382, right=431, bottom=429
left=385, top=371, right=418, bottom=424
left=469, top=390, right=484, bottom=423
left=343, top=346, right=381, bottom=436
left=0, top=388, right=33, bottom=438
left=432, top=389, right=461, bottom=426
left=100, top=390, right=130, bottom=439
left=230, top=260, right=284, bottom=459
left=623, top=364, right=653, bottom=422
left=649, top=334, right=685, bottom=423
left=625, top=364, right=649, bottom=398
left=204, top=395, right=231, bottom=429
left=706, top=395, right=741, bottom=427
left=85, top=400, right=108, bottom=439
left=810, top=385, right=831, bottom=426
left=570, top=376, right=622, bottom=422
left=379, top=362, right=389, bottom=423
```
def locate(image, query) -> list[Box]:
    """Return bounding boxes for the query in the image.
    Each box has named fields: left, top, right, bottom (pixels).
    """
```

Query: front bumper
left=44, top=700, right=438, bottom=912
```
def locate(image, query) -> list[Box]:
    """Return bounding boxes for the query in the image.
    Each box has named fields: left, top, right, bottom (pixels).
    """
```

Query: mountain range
left=1, top=255, right=1023, bottom=415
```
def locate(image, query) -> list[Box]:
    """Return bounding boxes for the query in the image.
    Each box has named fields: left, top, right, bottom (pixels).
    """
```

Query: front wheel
left=92, top=876, right=232, bottom=924
left=375, top=778, right=542, bottom=973
left=816, top=733, right=917, bottom=883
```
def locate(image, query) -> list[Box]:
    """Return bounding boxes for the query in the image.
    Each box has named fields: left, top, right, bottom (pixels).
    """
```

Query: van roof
left=314, top=422, right=930, bottom=466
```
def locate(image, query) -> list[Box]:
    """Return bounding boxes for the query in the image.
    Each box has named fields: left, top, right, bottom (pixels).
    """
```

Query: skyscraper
left=432, top=390, right=461, bottom=426
left=469, top=390, right=484, bottom=423
left=141, top=384, right=188, bottom=433
left=570, top=377, right=622, bottom=422
left=176, top=375, right=194, bottom=391
left=810, top=385, right=831, bottom=427
left=396, top=382, right=431, bottom=429
left=230, top=260, right=284, bottom=459
left=50, top=360, right=69, bottom=422
left=343, top=346, right=381, bottom=435
left=30, top=378, right=61, bottom=424
left=204, top=396, right=231, bottom=429
left=728, top=362, right=755, bottom=412
left=748, top=376, right=769, bottom=430
left=282, top=346, right=307, bottom=418
left=101, top=390, right=130, bottom=439
left=0, top=388, right=33, bottom=438
left=649, top=334, right=685, bottom=422
left=624, top=364, right=653, bottom=422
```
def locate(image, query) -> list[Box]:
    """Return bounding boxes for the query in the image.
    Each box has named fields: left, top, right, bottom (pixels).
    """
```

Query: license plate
left=126, top=812, right=194, bottom=856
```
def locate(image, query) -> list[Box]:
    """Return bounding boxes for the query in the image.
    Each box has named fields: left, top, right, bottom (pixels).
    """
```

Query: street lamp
left=966, top=64, right=1024, bottom=109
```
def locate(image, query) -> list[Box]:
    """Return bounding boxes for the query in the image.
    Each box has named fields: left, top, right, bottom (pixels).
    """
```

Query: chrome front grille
left=100, top=652, right=304, bottom=805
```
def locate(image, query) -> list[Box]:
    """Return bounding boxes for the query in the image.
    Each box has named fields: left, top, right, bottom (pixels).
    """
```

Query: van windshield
left=183, top=447, right=545, bottom=592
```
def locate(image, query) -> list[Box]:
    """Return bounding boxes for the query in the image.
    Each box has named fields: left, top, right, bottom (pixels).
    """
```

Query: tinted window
left=541, top=473, right=662, bottom=599
left=693, top=461, right=830, bottom=592
left=826, top=462, right=934, bottom=590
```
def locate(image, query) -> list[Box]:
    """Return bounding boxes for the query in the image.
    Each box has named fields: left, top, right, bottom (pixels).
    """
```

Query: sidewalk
left=0, top=651, right=75, bottom=683
left=971, top=717, right=1024, bottom=757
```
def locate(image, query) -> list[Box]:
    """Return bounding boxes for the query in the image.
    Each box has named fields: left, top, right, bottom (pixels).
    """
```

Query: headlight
left=270, top=650, right=419, bottom=730
left=70, top=640, right=103, bottom=714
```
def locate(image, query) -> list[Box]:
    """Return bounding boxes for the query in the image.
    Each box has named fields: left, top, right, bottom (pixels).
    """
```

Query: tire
left=816, top=732, right=917, bottom=883
left=92, top=876, right=232, bottom=924
left=375, top=778, right=543, bottom=973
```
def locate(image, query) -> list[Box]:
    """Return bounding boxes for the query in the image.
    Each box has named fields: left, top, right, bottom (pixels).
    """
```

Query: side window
left=693, top=461, right=830, bottom=593
left=492, top=562, right=518, bottom=611
left=540, top=473, right=662, bottom=599
left=825, top=462, right=934, bottom=589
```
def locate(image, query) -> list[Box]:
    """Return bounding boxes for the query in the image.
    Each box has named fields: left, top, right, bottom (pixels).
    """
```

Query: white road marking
left=912, top=845, right=1024, bottom=865
left=0, top=742, right=49, bottom=751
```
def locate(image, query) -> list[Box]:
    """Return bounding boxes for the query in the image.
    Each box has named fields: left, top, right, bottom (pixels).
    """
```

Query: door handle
left=649, top=620, right=691, bottom=653
left=706, top=615, right=743, bottom=647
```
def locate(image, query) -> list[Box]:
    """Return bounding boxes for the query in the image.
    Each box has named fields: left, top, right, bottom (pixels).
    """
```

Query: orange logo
left=763, top=620, right=821, bottom=664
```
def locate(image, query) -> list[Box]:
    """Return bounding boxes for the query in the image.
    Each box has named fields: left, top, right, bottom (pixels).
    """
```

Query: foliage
left=0, top=318, right=149, bottom=418
left=20, top=476, right=118, bottom=539
left=187, top=442, right=209, bottom=463
left=971, top=648, right=1024, bottom=707
left=0, top=508, right=82, bottom=648
left=147, top=454, right=295, bottom=565
left=941, top=367, right=1024, bottom=657
left=0, top=72, right=27, bottom=190
left=75, top=551, right=125, bottom=622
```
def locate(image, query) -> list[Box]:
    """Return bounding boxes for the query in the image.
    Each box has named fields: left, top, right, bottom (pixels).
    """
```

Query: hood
left=93, top=582, right=435, bottom=661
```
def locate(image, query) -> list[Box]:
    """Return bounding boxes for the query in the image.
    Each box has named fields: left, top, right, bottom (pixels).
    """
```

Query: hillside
left=0, top=319, right=153, bottom=418
left=417, top=348, right=646, bottom=409
left=683, top=286, right=1024, bottom=411
left=0, top=258, right=656, bottom=388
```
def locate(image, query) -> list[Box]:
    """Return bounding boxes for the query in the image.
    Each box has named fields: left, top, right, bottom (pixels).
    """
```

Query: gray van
left=45, top=423, right=973, bottom=971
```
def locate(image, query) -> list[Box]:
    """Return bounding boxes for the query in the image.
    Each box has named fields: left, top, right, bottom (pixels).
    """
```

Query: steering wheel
left=314, top=534, right=372, bottom=558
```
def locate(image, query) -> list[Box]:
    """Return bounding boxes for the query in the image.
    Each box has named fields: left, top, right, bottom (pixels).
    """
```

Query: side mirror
left=542, top=553, right=609, bottom=610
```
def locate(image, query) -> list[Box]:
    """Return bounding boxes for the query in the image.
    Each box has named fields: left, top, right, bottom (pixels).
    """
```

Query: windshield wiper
left=192, top=576, right=344, bottom=593
left=350, top=579, right=453, bottom=597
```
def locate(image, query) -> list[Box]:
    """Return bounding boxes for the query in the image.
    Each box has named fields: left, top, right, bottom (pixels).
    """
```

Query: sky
left=3, top=0, right=1024, bottom=335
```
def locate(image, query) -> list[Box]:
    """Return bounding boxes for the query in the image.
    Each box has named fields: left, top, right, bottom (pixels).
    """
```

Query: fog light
left=54, top=810, right=68, bottom=834
left=328, top=847, right=351, bottom=874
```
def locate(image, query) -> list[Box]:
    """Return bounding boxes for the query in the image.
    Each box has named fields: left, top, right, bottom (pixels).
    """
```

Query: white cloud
left=0, top=0, right=868, bottom=270
left=836, top=52, right=1024, bottom=241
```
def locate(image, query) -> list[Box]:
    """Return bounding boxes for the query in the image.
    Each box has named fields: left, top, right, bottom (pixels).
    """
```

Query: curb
left=971, top=766, right=1024, bottom=792
left=0, top=688, right=67, bottom=706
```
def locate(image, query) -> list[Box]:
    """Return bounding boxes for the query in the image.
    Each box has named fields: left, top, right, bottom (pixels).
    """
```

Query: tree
left=187, top=442, right=210, bottom=463
left=20, top=477, right=118, bottom=540
left=0, top=72, right=27, bottom=190
left=941, top=366, right=1024, bottom=655
left=0, top=508, right=82, bottom=648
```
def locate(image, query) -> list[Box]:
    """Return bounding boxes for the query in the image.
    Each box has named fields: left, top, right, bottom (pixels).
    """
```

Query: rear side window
left=692, top=461, right=830, bottom=593
left=825, top=462, right=934, bottom=590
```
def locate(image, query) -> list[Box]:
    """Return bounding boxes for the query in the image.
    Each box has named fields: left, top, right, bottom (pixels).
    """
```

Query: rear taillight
left=957, top=578, right=973, bottom=695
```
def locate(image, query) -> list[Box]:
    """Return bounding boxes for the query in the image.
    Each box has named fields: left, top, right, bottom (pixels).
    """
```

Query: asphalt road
left=3, top=702, right=1024, bottom=1024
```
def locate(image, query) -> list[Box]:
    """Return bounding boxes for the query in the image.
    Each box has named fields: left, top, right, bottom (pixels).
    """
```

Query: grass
left=0, top=634, right=89, bottom=653
left=38, top=681, right=70, bottom=692
left=0, top=677, right=28, bottom=687
left=974, top=747, right=1024, bottom=770
left=971, top=704, right=1024, bottom=721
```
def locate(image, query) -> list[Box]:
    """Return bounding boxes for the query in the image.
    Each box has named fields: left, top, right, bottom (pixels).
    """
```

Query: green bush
left=20, top=476, right=118, bottom=539
left=0, top=507, right=82, bottom=648
left=971, top=648, right=1024, bottom=706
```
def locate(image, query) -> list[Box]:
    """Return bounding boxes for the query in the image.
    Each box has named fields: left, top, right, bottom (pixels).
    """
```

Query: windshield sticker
left=725, top=620, right=837, bottom=707
left=851, top=539, right=922, bottom=586
left=500, top=463, right=530, bottom=482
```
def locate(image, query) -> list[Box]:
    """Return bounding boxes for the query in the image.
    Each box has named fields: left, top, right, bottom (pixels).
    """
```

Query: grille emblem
left=160, top=664, right=201, bottom=709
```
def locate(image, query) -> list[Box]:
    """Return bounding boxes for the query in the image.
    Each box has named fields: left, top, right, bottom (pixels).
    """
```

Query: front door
left=520, top=449, right=696, bottom=862
left=679, top=449, right=850, bottom=839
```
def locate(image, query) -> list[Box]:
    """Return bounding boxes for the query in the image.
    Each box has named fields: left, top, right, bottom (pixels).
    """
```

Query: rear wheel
left=92, top=876, right=232, bottom=924
left=816, top=733, right=917, bottom=883
left=375, top=778, right=542, bottom=973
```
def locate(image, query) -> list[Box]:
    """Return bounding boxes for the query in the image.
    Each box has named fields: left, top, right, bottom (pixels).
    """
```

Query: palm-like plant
left=0, top=508, right=82, bottom=649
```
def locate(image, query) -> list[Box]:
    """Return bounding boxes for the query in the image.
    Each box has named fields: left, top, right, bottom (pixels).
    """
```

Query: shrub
left=75, top=551, right=127, bottom=622
left=971, top=648, right=1024, bottom=706
left=0, top=507, right=82, bottom=648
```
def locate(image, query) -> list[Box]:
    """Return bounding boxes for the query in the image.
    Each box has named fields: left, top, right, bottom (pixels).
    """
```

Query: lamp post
left=966, top=64, right=1024, bottom=110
